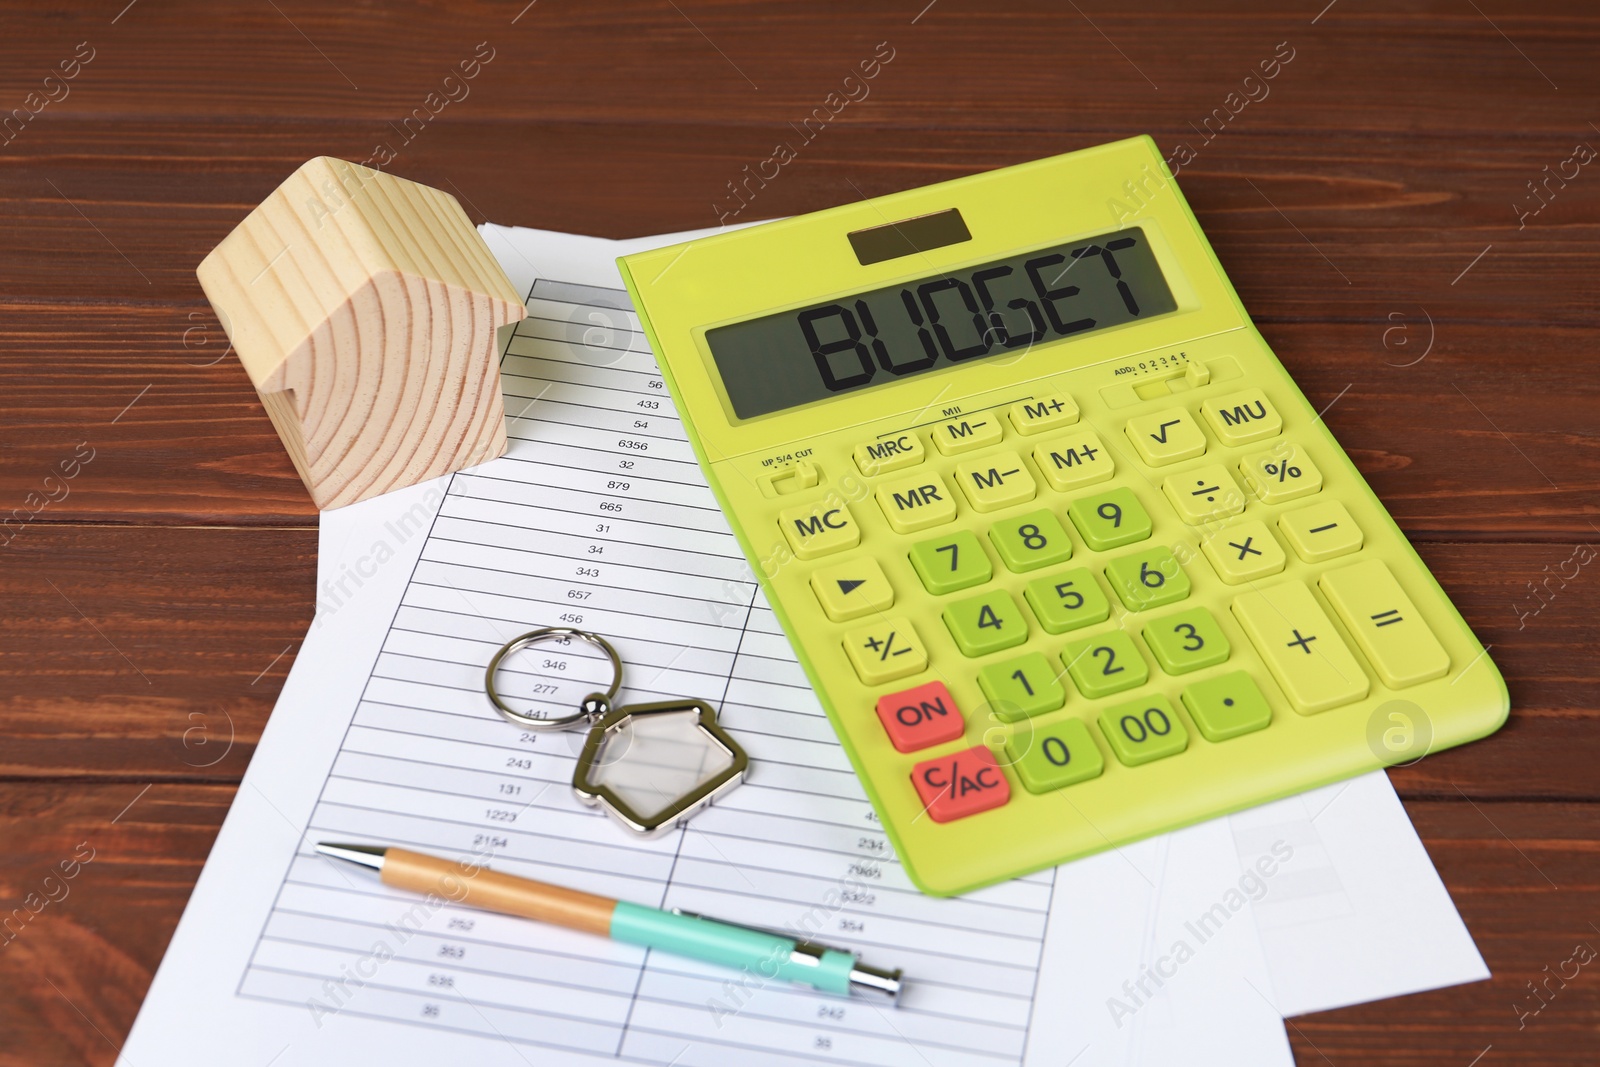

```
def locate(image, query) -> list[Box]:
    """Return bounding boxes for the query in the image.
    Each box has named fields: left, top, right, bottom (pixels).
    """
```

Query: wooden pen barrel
left=381, top=847, right=615, bottom=936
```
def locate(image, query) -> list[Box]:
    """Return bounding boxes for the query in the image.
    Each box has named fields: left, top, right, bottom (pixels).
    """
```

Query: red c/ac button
left=911, top=745, right=1011, bottom=823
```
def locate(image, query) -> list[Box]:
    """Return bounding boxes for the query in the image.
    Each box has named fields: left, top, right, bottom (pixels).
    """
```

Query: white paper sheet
left=121, top=224, right=1482, bottom=1067
left=1229, top=773, right=1488, bottom=1016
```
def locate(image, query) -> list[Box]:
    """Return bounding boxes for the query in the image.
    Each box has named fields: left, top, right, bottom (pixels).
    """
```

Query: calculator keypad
left=778, top=373, right=1467, bottom=842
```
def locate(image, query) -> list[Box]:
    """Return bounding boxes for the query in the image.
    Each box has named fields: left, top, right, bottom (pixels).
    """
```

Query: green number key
left=1062, top=630, right=1148, bottom=698
left=909, top=530, right=991, bottom=594
left=944, top=590, right=1029, bottom=657
left=1105, top=546, right=1190, bottom=611
left=1143, top=606, right=1230, bottom=674
left=1023, top=568, right=1111, bottom=634
left=978, top=652, right=1066, bottom=722
left=1067, top=487, right=1152, bottom=551
left=1004, top=717, right=1104, bottom=793
left=989, top=509, right=1074, bottom=572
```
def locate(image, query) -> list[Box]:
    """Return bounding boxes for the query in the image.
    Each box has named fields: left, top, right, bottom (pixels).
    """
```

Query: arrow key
left=810, top=558, right=895, bottom=622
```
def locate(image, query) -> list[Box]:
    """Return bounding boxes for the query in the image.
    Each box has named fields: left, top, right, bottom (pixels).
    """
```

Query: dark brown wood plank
left=0, top=2, right=1595, bottom=132
left=0, top=525, right=314, bottom=782
left=0, top=782, right=232, bottom=1067
left=2, top=123, right=1597, bottom=316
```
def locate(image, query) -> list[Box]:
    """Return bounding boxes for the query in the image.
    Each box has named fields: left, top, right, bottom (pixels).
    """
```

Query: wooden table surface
left=2, top=2, right=1597, bottom=1063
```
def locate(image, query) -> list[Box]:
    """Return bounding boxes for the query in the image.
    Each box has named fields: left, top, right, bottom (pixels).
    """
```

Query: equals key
left=1320, top=559, right=1450, bottom=689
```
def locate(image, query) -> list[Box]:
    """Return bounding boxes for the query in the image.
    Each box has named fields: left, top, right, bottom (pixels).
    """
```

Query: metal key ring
left=485, top=627, right=623, bottom=731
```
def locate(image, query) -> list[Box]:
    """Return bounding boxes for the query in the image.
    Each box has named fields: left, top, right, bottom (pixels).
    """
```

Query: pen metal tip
left=315, top=842, right=388, bottom=872
left=849, top=961, right=904, bottom=1005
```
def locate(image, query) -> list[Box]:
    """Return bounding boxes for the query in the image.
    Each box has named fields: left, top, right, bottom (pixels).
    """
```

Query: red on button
left=876, top=681, right=965, bottom=753
left=911, top=746, right=1011, bottom=823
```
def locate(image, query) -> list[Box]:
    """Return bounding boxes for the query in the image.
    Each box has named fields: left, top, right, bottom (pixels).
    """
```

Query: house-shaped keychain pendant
left=572, top=699, right=749, bottom=836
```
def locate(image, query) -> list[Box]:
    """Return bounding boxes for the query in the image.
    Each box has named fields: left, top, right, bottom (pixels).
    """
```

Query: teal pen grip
left=610, top=901, right=857, bottom=996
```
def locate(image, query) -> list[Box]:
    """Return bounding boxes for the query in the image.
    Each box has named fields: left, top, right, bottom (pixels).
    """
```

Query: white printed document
left=120, top=225, right=1483, bottom=1067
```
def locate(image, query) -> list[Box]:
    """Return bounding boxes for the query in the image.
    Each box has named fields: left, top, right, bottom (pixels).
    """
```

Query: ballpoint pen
left=315, top=842, right=904, bottom=1003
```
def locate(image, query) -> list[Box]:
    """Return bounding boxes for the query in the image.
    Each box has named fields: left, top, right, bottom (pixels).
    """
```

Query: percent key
left=1242, top=443, right=1323, bottom=504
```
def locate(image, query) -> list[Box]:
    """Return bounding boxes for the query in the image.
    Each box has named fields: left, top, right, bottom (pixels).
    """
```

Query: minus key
left=1278, top=500, right=1363, bottom=563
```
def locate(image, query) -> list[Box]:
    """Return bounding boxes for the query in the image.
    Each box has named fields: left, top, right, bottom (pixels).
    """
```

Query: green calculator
left=618, top=136, right=1507, bottom=896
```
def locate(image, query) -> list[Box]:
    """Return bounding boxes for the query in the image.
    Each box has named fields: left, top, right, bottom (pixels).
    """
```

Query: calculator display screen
left=704, top=227, right=1177, bottom=420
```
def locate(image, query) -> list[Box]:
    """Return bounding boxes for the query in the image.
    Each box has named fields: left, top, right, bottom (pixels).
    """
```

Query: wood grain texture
left=382, top=848, right=618, bottom=937
left=196, top=156, right=525, bottom=509
left=1, top=1, right=1596, bottom=1063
